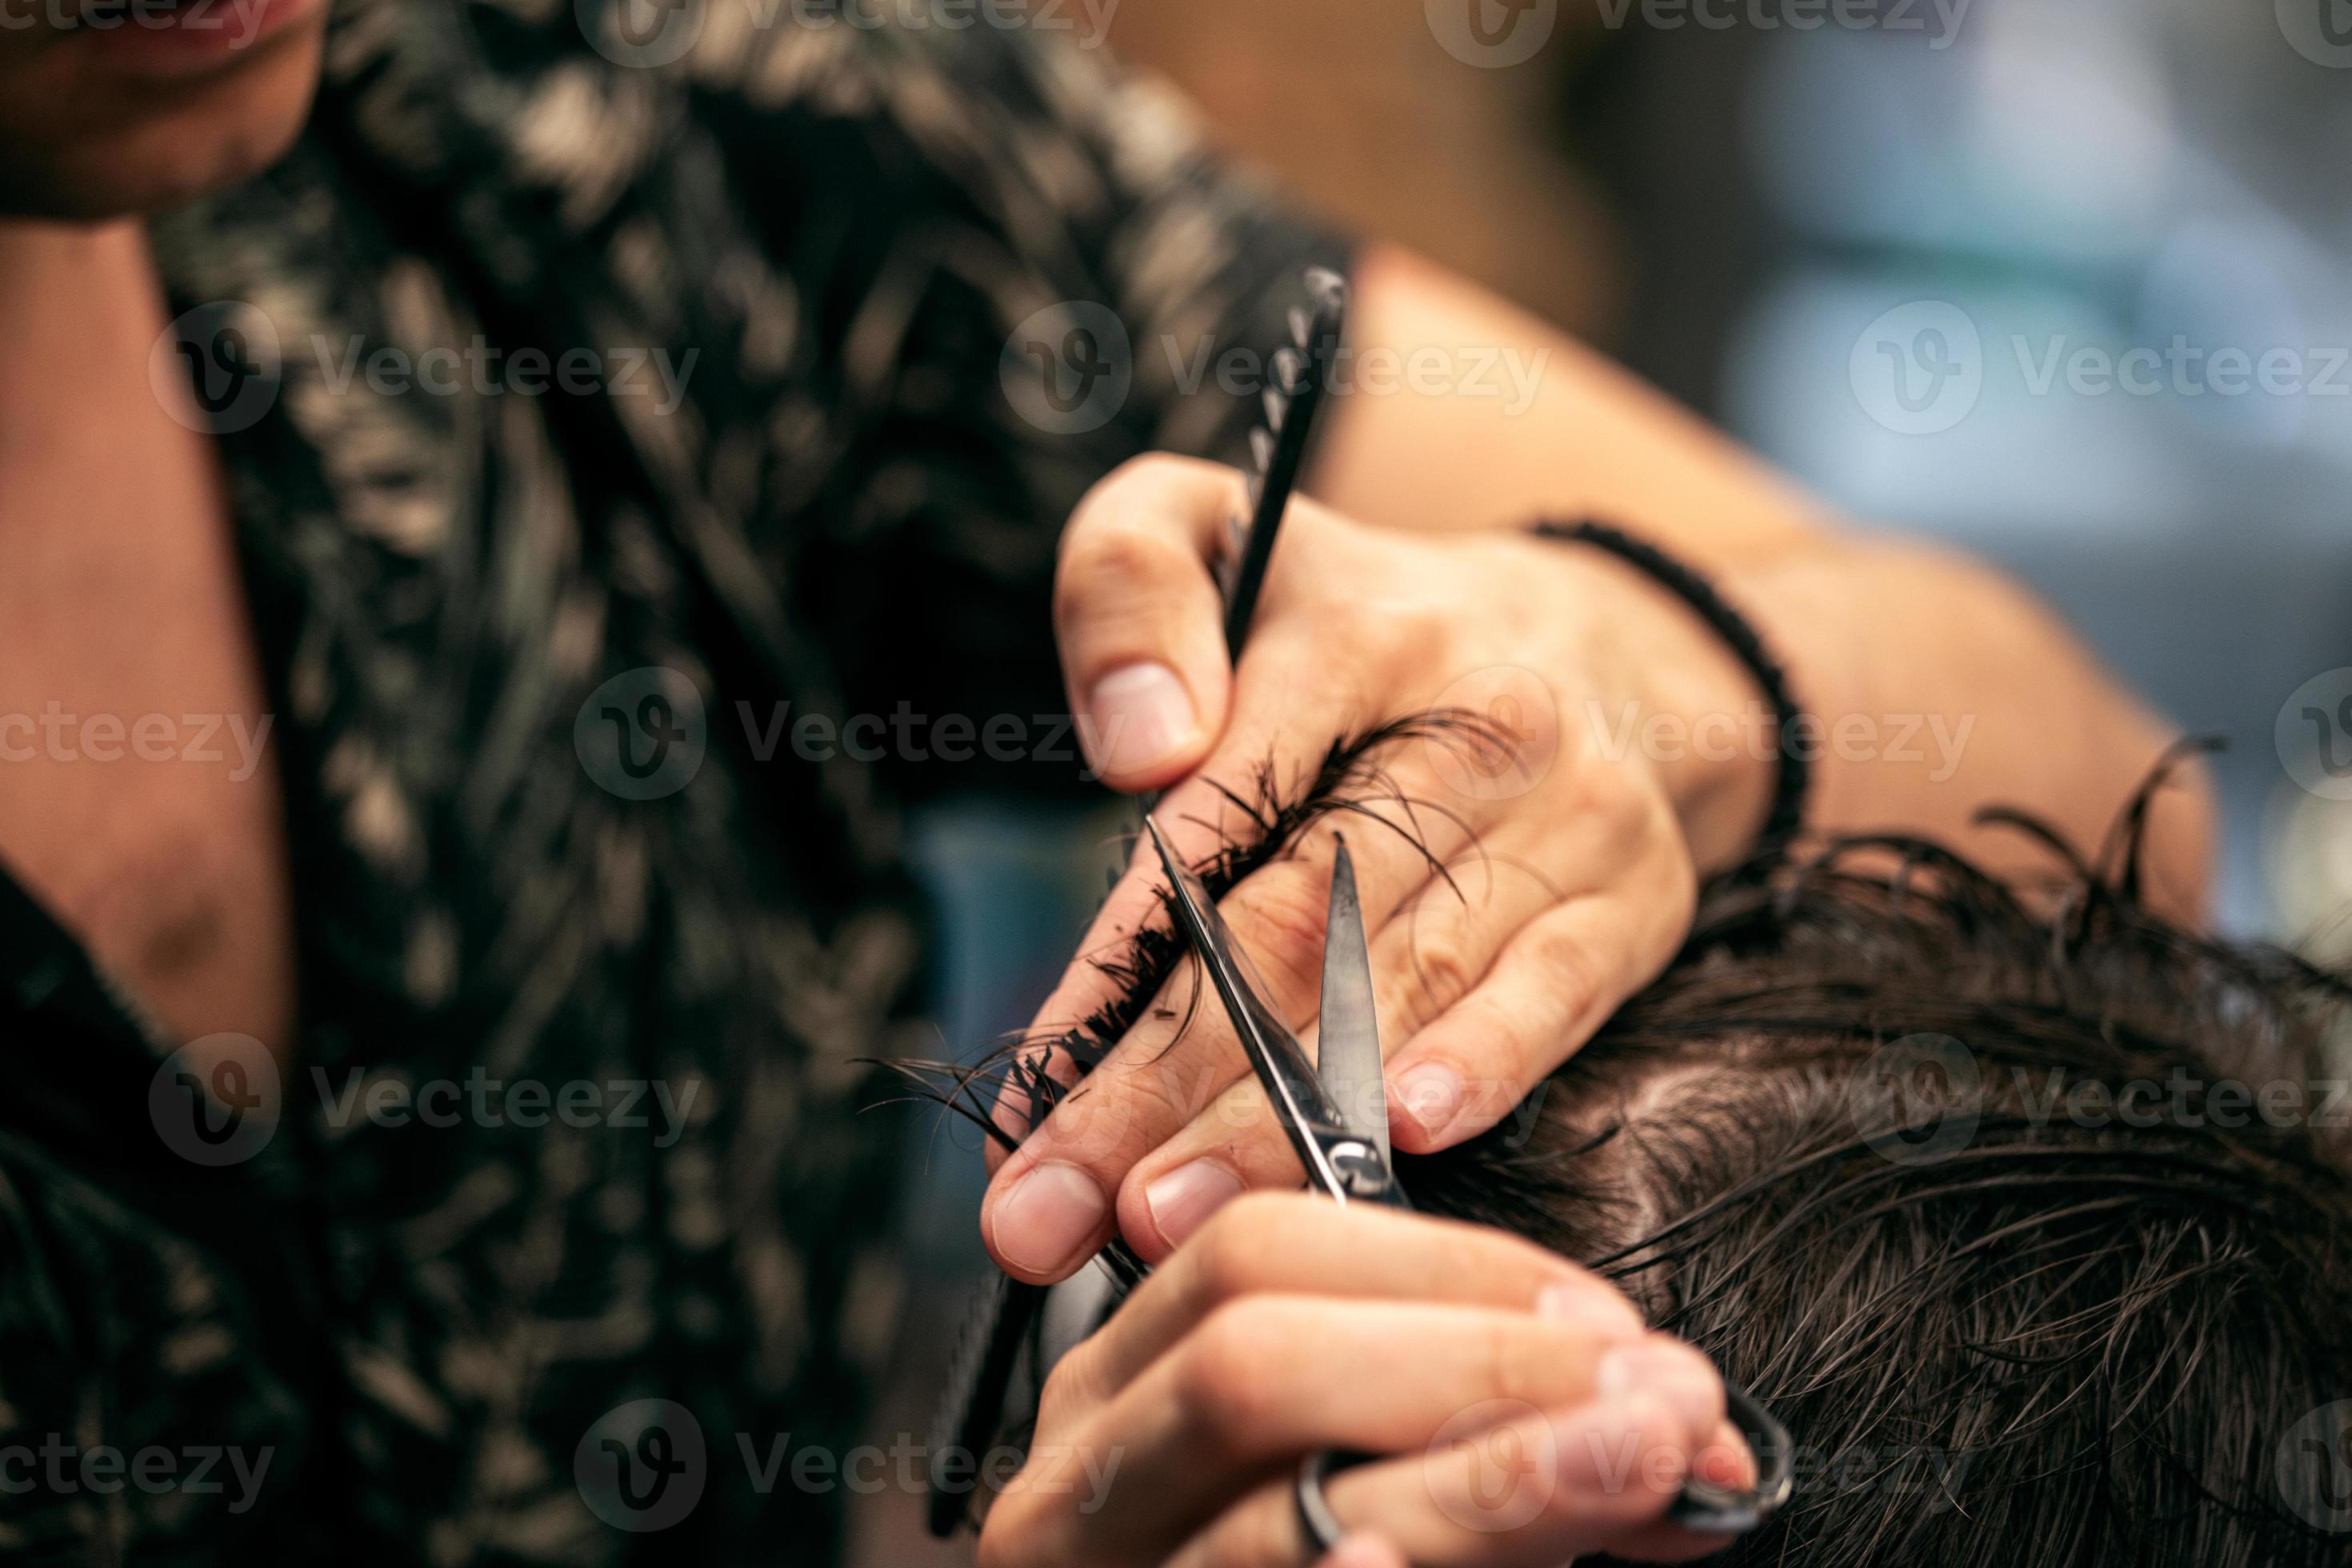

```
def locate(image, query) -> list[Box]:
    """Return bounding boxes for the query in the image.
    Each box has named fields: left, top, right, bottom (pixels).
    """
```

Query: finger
left=1051, top=1308, right=1694, bottom=1558
left=1067, top=1197, right=1639, bottom=1397
left=1165, top=1366, right=1728, bottom=1568
left=1318, top=1536, right=1410, bottom=1568
left=1054, top=454, right=1246, bottom=792
left=985, top=754, right=1490, bottom=1282
left=1386, top=830, right=1694, bottom=1157
left=984, top=605, right=1369, bottom=1170
left=1116, top=816, right=1626, bottom=1257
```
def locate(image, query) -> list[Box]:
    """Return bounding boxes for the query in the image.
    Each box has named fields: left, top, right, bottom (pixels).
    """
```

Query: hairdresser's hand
left=976, top=1195, right=1751, bottom=1568
left=982, top=454, right=1772, bottom=1281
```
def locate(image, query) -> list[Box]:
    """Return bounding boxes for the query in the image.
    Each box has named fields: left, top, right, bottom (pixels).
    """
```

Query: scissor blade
left=1316, top=842, right=1390, bottom=1166
left=1142, top=817, right=1355, bottom=1202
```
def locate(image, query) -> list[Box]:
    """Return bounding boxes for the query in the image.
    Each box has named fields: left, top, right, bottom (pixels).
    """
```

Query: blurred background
left=863, top=2, right=2352, bottom=1558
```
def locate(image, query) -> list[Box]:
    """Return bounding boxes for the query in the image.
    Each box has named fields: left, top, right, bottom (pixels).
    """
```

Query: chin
left=0, top=6, right=328, bottom=222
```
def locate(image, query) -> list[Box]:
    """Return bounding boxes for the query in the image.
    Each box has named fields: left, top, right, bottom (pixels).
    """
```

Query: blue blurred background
left=862, top=4, right=2352, bottom=1557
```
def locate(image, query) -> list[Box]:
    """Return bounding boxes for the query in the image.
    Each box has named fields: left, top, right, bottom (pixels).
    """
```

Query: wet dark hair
left=906, top=726, right=2352, bottom=1566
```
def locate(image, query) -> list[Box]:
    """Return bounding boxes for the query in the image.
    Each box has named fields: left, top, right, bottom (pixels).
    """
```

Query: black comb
left=1221, top=266, right=1347, bottom=655
left=925, top=268, right=1349, bottom=1539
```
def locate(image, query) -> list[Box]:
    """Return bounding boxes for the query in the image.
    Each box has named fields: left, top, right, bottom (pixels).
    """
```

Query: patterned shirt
left=0, top=2, right=1337, bottom=1559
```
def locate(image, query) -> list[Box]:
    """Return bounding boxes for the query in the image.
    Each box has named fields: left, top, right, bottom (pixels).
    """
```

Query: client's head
left=1403, top=822, right=2352, bottom=1566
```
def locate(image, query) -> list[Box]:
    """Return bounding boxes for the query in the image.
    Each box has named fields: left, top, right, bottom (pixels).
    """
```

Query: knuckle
left=1526, top=923, right=1608, bottom=1026
left=1471, top=1313, right=1534, bottom=1404
left=1186, top=1192, right=1292, bottom=1302
left=1176, top=1302, right=1287, bottom=1442
left=1054, top=522, right=1194, bottom=630
left=1395, top=928, right=1482, bottom=1026
left=976, top=1487, right=1054, bottom=1568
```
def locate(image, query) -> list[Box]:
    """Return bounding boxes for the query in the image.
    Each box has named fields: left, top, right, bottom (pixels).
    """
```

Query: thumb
left=1054, top=456, right=1241, bottom=793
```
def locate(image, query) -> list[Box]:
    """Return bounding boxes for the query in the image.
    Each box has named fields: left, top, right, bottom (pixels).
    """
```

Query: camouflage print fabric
left=0, top=2, right=1339, bottom=1560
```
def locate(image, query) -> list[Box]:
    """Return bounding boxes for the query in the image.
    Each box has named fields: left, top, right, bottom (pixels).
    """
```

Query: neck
left=0, top=220, right=163, bottom=439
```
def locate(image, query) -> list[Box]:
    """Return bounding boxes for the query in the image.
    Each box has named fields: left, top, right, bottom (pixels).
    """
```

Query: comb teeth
left=1262, top=387, right=1290, bottom=434
left=1288, top=306, right=1314, bottom=350
left=926, top=1274, right=1044, bottom=1538
left=1250, top=426, right=1276, bottom=475
left=1274, top=346, right=1306, bottom=395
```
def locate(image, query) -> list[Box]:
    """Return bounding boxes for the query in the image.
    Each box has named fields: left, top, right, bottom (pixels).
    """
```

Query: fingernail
left=1596, top=1342, right=1724, bottom=1444
left=1393, top=1062, right=1466, bottom=1145
left=1085, top=662, right=1197, bottom=777
left=1144, top=1158, right=1246, bottom=1249
left=993, top=1162, right=1110, bottom=1277
left=1537, top=1282, right=1644, bottom=1338
left=1694, top=1418, right=1756, bottom=1491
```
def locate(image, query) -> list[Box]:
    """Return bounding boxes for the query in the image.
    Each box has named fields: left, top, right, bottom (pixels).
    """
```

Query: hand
left=974, top=1196, right=1753, bottom=1568
left=982, top=455, right=1771, bottom=1282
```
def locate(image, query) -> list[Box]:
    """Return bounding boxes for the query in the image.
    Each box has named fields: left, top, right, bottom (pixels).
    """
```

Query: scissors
left=1141, top=815, right=1795, bottom=1553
